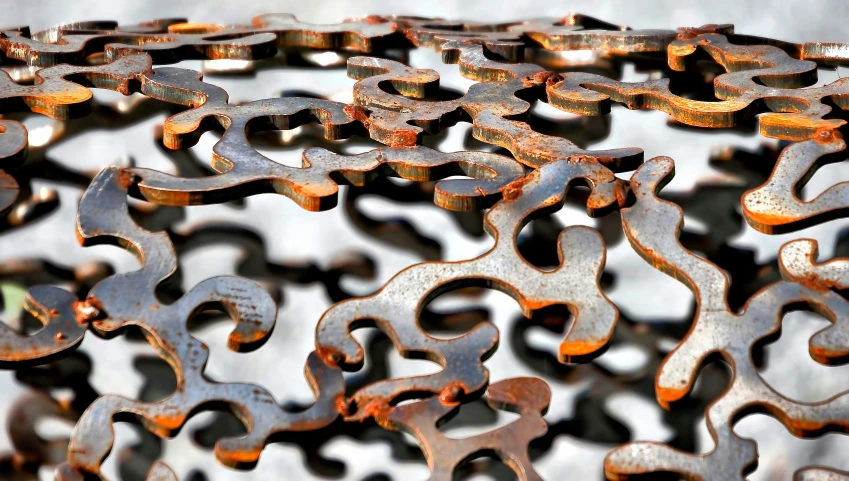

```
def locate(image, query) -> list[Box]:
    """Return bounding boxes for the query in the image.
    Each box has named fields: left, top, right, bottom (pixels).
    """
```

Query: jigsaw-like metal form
left=376, top=377, right=550, bottom=481
left=54, top=168, right=345, bottom=479
left=1, top=15, right=400, bottom=66
left=316, top=156, right=619, bottom=421
left=605, top=157, right=849, bottom=481
left=549, top=26, right=849, bottom=140
left=742, top=134, right=849, bottom=234
left=0, top=11, right=845, bottom=481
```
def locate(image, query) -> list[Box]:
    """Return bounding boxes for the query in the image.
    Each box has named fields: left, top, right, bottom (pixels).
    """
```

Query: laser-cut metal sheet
left=1, top=15, right=401, bottom=66
left=55, top=167, right=345, bottom=479
left=548, top=28, right=849, bottom=141
left=376, top=377, right=550, bottom=481
left=0, top=11, right=845, bottom=481
left=604, top=157, right=849, bottom=481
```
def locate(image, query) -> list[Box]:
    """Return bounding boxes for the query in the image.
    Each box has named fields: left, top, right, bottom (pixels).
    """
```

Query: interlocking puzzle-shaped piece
left=0, top=285, right=83, bottom=366
left=548, top=27, right=849, bottom=142
left=55, top=167, right=346, bottom=479
left=348, top=55, right=643, bottom=169
left=122, top=65, right=527, bottom=209
left=741, top=132, right=849, bottom=234
left=5, top=383, right=85, bottom=468
left=386, top=14, right=678, bottom=67
left=1, top=14, right=402, bottom=67
left=0, top=120, right=27, bottom=212
left=376, top=377, right=550, bottom=481
left=0, top=11, right=844, bottom=481
left=0, top=52, right=150, bottom=119
left=316, top=156, right=621, bottom=421
left=604, top=156, right=849, bottom=480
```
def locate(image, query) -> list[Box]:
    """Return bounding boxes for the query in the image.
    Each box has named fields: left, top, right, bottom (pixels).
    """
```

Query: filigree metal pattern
left=0, top=11, right=845, bottom=481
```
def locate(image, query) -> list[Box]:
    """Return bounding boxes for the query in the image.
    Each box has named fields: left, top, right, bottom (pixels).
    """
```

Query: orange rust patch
left=439, top=382, right=463, bottom=403
left=316, top=346, right=344, bottom=366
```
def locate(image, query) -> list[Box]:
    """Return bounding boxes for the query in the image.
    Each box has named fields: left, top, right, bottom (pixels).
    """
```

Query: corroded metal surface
left=376, top=377, right=551, bottom=481
left=0, top=11, right=845, bottom=481
left=57, top=167, right=344, bottom=478
left=316, top=157, right=619, bottom=421
left=605, top=157, right=849, bottom=480
left=1, top=15, right=399, bottom=66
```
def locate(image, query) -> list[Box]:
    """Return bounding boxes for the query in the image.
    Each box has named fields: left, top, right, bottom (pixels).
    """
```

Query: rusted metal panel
left=0, top=13, right=845, bottom=481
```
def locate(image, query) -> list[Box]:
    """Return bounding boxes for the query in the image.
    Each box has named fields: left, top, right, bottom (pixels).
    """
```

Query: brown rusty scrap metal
left=0, top=20, right=662, bottom=204
left=347, top=53, right=644, bottom=169
left=604, top=156, right=849, bottom=481
left=0, top=101, right=109, bottom=366
left=0, top=57, right=188, bottom=366
left=0, top=119, right=63, bottom=231
left=0, top=351, right=100, bottom=477
left=0, top=391, right=87, bottom=480
left=0, top=119, right=27, bottom=213
left=741, top=132, right=849, bottom=234
left=548, top=27, right=849, bottom=141
left=1, top=14, right=401, bottom=67
left=54, top=167, right=347, bottom=480
left=102, top=63, right=529, bottom=209
left=0, top=51, right=150, bottom=119
left=0, top=284, right=84, bottom=366
left=343, top=22, right=719, bottom=166
left=527, top=24, right=849, bottom=235
left=375, top=377, right=551, bottom=481
left=5, top=79, right=189, bottom=230
left=0, top=12, right=847, bottom=481
left=2, top=14, right=684, bottom=68
left=129, top=75, right=526, bottom=209
left=365, top=15, right=672, bottom=67
left=0, top=117, right=95, bottom=368
left=316, top=156, right=621, bottom=421
left=693, top=25, right=849, bottom=67
left=347, top=23, right=849, bottom=240
left=393, top=15, right=677, bottom=58
left=6, top=392, right=77, bottom=468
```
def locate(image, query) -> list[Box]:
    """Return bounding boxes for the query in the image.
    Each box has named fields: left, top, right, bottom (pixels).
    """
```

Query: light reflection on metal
left=304, top=50, right=343, bottom=67
left=202, top=59, right=255, bottom=74
left=26, top=124, right=60, bottom=148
